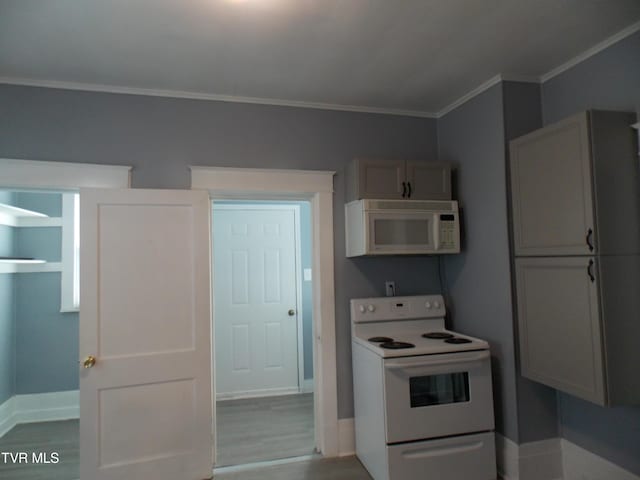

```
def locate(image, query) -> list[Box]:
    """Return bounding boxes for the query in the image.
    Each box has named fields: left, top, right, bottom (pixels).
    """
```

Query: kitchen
left=0, top=2, right=639, bottom=479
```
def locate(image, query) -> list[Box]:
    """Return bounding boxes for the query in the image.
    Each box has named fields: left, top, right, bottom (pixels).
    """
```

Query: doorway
left=212, top=201, right=315, bottom=466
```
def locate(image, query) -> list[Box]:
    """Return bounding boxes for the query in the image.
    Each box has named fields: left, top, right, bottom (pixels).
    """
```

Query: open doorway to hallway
left=212, top=201, right=315, bottom=467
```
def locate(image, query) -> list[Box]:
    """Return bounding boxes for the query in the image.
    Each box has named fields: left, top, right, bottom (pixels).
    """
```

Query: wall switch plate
left=303, top=268, right=312, bottom=282
left=385, top=281, right=396, bottom=297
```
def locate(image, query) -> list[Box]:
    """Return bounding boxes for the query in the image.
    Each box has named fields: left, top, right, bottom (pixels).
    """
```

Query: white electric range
left=351, top=294, right=497, bottom=480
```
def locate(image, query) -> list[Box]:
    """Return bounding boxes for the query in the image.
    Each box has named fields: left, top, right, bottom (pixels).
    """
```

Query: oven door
left=383, top=350, right=494, bottom=444
left=367, top=211, right=436, bottom=254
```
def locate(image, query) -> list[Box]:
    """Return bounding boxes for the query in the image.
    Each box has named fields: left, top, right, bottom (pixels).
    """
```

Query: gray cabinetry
left=515, top=257, right=605, bottom=404
left=509, top=110, right=640, bottom=406
left=347, top=158, right=451, bottom=201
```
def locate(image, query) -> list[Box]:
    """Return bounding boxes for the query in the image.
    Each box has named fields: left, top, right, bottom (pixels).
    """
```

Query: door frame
left=191, top=166, right=339, bottom=458
left=212, top=202, right=306, bottom=397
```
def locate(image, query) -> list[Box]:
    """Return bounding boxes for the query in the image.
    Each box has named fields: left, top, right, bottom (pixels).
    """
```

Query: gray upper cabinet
left=347, top=158, right=451, bottom=201
left=510, top=110, right=640, bottom=256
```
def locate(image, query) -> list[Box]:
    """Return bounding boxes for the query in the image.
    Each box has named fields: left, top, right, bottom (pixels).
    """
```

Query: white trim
left=561, top=438, right=639, bottom=480
left=190, top=167, right=339, bottom=458
left=496, top=434, right=563, bottom=480
left=0, top=261, right=62, bottom=274
left=60, top=193, right=80, bottom=312
left=0, top=391, right=80, bottom=438
left=540, top=20, right=640, bottom=83
left=301, top=378, right=314, bottom=393
left=436, top=74, right=539, bottom=117
left=0, top=158, right=131, bottom=190
left=0, top=76, right=437, bottom=119
left=337, top=418, right=355, bottom=457
left=437, top=21, right=640, bottom=118
left=213, top=454, right=319, bottom=475
left=216, top=387, right=301, bottom=401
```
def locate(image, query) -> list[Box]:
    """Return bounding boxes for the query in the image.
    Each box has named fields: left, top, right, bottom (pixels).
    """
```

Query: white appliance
left=345, top=199, right=460, bottom=257
left=351, top=295, right=496, bottom=480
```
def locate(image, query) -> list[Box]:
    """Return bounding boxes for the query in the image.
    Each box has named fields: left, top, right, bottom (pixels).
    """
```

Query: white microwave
left=345, top=199, right=460, bottom=257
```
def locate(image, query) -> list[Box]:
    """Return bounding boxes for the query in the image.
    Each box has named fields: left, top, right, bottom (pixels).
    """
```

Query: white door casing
left=190, top=166, right=339, bottom=457
left=213, top=204, right=302, bottom=398
left=79, top=188, right=213, bottom=480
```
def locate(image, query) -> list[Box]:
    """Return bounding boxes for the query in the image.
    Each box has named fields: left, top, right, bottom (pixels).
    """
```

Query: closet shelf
left=0, top=260, right=62, bottom=274
left=0, top=203, right=62, bottom=227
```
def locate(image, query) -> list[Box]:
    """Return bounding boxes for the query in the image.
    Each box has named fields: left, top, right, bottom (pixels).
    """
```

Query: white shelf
left=0, top=261, right=63, bottom=274
left=0, top=203, right=62, bottom=227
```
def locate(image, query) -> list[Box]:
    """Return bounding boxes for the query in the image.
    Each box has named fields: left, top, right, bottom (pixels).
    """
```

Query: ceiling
left=1, top=0, right=639, bottom=116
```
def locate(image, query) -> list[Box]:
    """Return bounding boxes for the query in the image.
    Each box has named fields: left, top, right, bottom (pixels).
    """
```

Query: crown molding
left=540, top=19, right=640, bottom=83
left=1, top=20, right=637, bottom=122
left=0, top=76, right=437, bottom=119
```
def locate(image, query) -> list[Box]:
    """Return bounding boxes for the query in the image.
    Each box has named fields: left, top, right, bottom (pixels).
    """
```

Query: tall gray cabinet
left=509, top=110, right=640, bottom=406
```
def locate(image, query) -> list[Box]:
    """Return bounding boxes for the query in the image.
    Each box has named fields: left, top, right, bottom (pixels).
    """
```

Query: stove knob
left=359, top=305, right=366, bottom=313
left=367, top=304, right=376, bottom=312
left=425, top=301, right=432, bottom=309
left=434, top=301, right=441, bottom=309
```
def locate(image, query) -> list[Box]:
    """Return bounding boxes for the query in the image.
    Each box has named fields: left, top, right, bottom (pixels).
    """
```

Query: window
left=61, top=193, right=80, bottom=312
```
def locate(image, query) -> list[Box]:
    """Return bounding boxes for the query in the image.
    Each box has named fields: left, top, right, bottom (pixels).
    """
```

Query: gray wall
left=437, top=84, right=520, bottom=441
left=12, top=193, right=79, bottom=395
left=502, top=81, right=559, bottom=444
left=0, top=191, right=16, bottom=405
left=0, top=84, right=442, bottom=418
left=541, top=31, right=640, bottom=475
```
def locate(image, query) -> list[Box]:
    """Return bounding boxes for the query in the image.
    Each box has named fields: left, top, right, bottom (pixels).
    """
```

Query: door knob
left=288, top=309, right=296, bottom=316
left=83, top=355, right=96, bottom=369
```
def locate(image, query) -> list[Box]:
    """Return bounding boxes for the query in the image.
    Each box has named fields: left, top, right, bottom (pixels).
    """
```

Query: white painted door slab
left=213, top=205, right=300, bottom=398
left=79, top=188, right=213, bottom=480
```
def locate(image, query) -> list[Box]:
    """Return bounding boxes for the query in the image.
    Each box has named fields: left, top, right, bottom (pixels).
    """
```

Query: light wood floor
left=216, top=393, right=315, bottom=466
left=0, top=420, right=78, bottom=480
left=214, top=456, right=373, bottom=480
left=0, top=393, right=317, bottom=478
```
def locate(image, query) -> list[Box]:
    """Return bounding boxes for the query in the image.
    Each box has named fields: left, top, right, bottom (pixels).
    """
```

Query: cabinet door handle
left=587, top=259, right=595, bottom=283
left=586, top=228, right=594, bottom=252
left=407, top=182, right=412, bottom=198
left=402, top=181, right=407, bottom=198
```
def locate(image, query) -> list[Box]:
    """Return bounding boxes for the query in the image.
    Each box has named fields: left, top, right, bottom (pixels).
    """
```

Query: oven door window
left=409, top=372, right=470, bottom=407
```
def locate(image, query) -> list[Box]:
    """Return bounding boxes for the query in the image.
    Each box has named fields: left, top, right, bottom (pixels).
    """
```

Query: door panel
left=405, top=161, right=451, bottom=200
left=357, top=158, right=406, bottom=199
left=515, top=257, right=605, bottom=404
left=214, top=205, right=299, bottom=398
left=80, top=188, right=212, bottom=480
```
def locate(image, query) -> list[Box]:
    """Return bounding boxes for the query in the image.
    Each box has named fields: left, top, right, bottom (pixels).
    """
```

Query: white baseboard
left=561, top=439, right=639, bottom=480
left=301, top=378, right=314, bottom=393
left=216, top=386, right=300, bottom=401
left=496, top=433, right=639, bottom=480
left=337, top=418, right=355, bottom=457
left=0, top=390, right=79, bottom=438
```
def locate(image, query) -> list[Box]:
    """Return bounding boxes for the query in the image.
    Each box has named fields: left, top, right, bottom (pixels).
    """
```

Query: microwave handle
left=385, top=350, right=489, bottom=370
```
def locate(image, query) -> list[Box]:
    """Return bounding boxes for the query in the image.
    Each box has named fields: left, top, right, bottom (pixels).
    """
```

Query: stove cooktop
left=355, top=329, right=489, bottom=357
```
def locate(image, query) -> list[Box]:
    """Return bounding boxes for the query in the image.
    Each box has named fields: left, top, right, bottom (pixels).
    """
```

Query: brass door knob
left=83, top=355, right=96, bottom=369
left=288, top=309, right=295, bottom=316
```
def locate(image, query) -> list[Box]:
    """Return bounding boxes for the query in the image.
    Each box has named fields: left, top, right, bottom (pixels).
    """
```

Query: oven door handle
left=384, top=350, right=489, bottom=370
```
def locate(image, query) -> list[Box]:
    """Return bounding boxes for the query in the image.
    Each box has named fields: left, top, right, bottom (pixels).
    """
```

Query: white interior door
left=213, top=204, right=300, bottom=398
left=79, top=188, right=213, bottom=480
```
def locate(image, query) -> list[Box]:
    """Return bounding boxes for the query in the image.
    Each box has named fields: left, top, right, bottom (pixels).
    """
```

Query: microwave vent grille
left=367, top=200, right=455, bottom=211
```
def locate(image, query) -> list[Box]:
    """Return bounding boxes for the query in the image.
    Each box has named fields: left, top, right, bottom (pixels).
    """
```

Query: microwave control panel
left=438, top=214, right=458, bottom=249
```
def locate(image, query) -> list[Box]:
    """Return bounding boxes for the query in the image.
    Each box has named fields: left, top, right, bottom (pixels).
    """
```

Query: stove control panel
left=351, top=295, right=445, bottom=323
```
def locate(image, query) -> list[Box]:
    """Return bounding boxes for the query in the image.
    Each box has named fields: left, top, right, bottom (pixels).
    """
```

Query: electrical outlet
left=385, top=281, right=396, bottom=297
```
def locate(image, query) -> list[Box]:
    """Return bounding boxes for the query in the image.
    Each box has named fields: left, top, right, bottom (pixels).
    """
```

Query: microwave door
left=368, top=212, right=434, bottom=254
